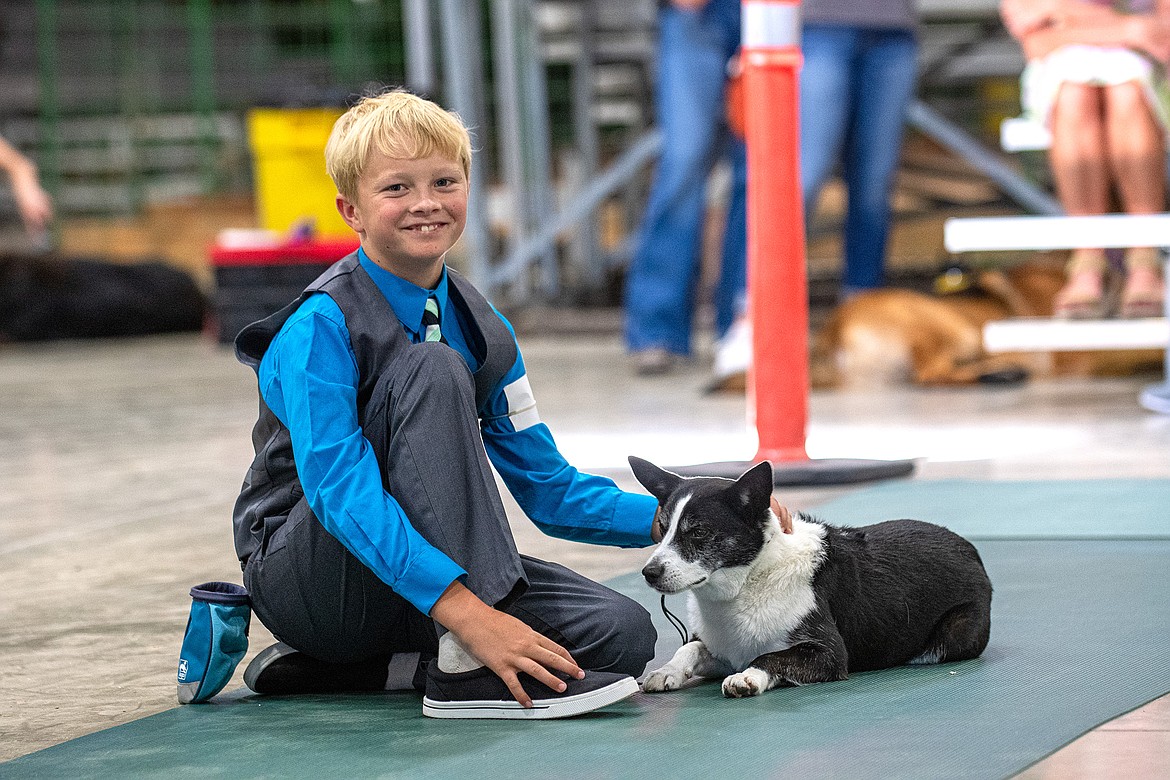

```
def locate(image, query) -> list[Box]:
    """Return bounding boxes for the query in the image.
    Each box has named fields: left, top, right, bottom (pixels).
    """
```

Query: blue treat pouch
left=177, top=582, right=251, bottom=704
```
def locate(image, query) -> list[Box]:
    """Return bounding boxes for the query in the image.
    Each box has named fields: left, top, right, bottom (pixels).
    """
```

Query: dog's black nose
left=642, top=561, right=665, bottom=585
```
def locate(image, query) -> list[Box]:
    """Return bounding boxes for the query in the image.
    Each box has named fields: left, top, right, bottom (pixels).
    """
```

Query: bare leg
left=1104, top=81, right=1166, bottom=317
left=1049, top=83, right=1111, bottom=316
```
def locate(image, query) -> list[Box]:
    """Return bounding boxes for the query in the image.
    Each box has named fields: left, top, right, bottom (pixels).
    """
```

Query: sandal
left=1053, top=270, right=1108, bottom=319
left=1119, top=266, right=1165, bottom=319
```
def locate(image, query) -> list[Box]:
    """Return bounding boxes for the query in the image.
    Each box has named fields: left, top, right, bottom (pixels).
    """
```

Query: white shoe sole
left=422, top=676, right=638, bottom=720
left=242, top=642, right=297, bottom=692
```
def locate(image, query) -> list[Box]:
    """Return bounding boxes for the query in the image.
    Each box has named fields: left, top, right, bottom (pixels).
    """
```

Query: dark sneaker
left=422, top=665, right=638, bottom=720
left=243, top=642, right=423, bottom=694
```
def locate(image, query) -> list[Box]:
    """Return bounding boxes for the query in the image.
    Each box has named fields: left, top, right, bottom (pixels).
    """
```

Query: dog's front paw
left=722, top=668, right=769, bottom=698
left=641, top=664, right=692, bottom=693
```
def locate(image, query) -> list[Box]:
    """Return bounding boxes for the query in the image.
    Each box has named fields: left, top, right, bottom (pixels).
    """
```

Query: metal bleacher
left=917, top=0, right=1170, bottom=412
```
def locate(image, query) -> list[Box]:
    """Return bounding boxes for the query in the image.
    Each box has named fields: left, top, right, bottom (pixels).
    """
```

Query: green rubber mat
left=804, top=478, right=1170, bottom=539
left=4, top=486, right=1170, bottom=779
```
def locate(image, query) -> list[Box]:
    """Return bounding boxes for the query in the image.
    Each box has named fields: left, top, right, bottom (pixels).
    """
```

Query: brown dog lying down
left=810, top=258, right=1163, bottom=388
left=713, top=257, right=1162, bottom=390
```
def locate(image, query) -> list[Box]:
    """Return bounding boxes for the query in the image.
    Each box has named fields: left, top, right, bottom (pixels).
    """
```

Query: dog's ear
left=728, top=461, right=774, bottom=522
left=628, top=456, right=683, bottom=502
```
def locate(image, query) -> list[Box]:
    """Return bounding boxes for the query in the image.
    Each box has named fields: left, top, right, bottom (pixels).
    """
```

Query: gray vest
left=231, top=252, right=517, bottom=567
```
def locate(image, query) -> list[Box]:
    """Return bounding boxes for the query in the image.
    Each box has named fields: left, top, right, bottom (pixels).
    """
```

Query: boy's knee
left=384, top=342, right=474, bottom=402
left=403, top=341, right=470, bottom=380
left=365, top=343, right=476, bottom=439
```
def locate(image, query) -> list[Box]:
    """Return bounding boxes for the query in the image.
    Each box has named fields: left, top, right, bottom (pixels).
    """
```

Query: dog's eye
left=688, top=526, right=711, bottom=540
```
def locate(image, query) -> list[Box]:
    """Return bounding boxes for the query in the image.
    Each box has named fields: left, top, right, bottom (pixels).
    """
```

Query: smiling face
left=336, top=151, right=467, bottom=288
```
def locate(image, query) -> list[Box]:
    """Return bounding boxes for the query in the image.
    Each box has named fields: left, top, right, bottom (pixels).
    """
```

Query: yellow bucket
left=247, top=108, right=351, bottom=237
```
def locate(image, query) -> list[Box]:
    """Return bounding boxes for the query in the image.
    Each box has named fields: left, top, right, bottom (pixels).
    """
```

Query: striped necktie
left=421, top=295, right=446, bottom=344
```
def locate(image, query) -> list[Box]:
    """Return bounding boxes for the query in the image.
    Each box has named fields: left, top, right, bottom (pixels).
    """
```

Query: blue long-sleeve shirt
left=255, top=249, right=657, bottom=615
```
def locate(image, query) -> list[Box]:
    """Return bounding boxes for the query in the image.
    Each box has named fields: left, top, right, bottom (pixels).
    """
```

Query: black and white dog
left=630, top=456, right=992, bottom=698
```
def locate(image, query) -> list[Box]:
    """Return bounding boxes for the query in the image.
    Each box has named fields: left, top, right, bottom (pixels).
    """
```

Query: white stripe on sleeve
left=502, top=375, right=541, bottom=431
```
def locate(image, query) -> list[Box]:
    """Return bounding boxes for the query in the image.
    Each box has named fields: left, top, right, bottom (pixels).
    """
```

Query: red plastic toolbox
left=211, top=237, right=359, bottom=343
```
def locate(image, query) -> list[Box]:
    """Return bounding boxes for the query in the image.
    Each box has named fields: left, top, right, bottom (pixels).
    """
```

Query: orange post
left=741, top=0, right=808, bottom=462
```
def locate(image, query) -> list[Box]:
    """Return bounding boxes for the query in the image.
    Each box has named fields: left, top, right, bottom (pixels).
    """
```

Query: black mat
left=669, top=457, right=917, bottom=485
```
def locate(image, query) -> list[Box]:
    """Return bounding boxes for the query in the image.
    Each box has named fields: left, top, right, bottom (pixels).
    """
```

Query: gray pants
left=244, top=343, right=656, bottom=677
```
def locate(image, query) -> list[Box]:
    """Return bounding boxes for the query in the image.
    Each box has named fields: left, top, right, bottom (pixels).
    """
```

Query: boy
left=232, top=89, right=661, bottom=720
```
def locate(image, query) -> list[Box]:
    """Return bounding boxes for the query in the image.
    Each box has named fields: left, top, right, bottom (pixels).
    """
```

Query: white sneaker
left=711, top=317, right=751, bottom=390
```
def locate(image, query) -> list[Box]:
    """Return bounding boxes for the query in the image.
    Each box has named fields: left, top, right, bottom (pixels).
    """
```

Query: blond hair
left=325, top=89, right=472, bottom=202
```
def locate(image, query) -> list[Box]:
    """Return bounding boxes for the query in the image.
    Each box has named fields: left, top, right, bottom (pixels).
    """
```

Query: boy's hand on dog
left=431, top=581, right=584, bottom=708
left=771, top=496, right=794, bottom=534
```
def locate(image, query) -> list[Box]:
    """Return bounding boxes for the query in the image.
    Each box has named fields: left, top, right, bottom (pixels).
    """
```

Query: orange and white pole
left=742, top=0, right=808, bottom=462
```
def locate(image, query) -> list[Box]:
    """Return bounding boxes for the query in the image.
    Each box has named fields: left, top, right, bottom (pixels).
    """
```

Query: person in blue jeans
left=631, top=0, right=917, bottom=384
left=624, top=0, right=747, bottom=375
left=799, top=1, right=919, bottom=296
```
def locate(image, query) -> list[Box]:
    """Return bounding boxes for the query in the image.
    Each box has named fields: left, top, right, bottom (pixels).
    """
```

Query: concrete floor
left=2, top=331, right=1169, bottom=777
